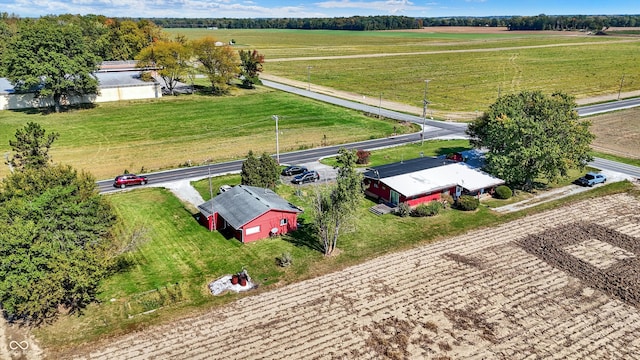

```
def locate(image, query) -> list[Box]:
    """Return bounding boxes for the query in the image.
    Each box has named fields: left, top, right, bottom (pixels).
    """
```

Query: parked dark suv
left=291, top=170, right=320, bottom=184
left=113, top=174, right=148, bottom=188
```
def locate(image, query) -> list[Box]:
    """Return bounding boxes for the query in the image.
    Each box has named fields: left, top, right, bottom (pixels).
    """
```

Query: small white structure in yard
left=0, top=70, right=162, bottom=111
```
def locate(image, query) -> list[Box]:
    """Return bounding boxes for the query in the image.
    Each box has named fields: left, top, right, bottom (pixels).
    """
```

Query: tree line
left=0, top=13, right=163, bottom=62
left=0, top=14, right=264, bottom=112
left=423, top=14, right=640, bottom=31
left=143, top=15, right=422, bottom=30
left=144, top=14, right=640, bottom=32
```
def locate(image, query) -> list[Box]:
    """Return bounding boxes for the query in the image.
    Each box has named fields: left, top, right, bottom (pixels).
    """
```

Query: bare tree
left=310, top=148, right=363, bottom=256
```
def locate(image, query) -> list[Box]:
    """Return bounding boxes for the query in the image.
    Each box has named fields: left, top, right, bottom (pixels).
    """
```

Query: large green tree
left=311, top=148, right=363, bottom=256
left=136, top=40, right=191, bottom=96
left=9, top=121, right=59, bottom=172
left=1, top=18, right=100, bottom=113
left=102, top=19, right=165, bottom=61
left=191, top=37, right=239, bottom=95
left=0, top=165, right=117, bottom=324
left=0, top=123, right=118, bottom=324
left=238, top=49, right=264, bottom=89
left=467, top=91, right=594, bottom=190
left=240, top=151, right=279, bottom=190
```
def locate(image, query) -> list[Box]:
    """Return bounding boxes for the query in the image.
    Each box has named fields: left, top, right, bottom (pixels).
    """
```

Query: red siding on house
left=205, top=210, right=299, bottom=242
left=366, top=179, right=454, bottom=208
left=240, top=210, right=299, bottom=243
left=404, top=192, right=442, bottom=207
left=364, top=179, right=391, bottom=203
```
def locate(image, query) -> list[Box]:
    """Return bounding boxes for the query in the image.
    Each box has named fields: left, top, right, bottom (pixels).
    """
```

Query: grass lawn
left=0, top=90, right=417, bottom=180
left=34, top=138, right=635, bottom=348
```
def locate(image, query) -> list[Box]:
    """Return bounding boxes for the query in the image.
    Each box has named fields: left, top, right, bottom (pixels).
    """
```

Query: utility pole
left=421, top=79, right=430, bottom=146
left=208, top=166, right=213, bottom=231
left=618, top=74, right=625, bottom=100
left=307, top=66, right=313, bottom=91
left=272, top=115, right=280, bottom=164
left=378, top=93, right=383, bottom=119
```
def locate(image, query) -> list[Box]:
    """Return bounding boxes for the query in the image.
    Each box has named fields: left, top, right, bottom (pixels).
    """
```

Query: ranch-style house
left=363, top=156, right=504, bottom=207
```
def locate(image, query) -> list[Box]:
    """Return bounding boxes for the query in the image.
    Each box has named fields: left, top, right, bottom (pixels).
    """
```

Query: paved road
left=97, top=129, right=457, bottom=193
left=98, top=81, right=640, bottom=193
left=577, top=97, right=640, bottom=116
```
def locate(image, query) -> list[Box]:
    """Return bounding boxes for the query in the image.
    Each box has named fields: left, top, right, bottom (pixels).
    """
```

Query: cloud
left=315, top=0, right=424, bottom=14
left=2, top=0, right=329, bottom=18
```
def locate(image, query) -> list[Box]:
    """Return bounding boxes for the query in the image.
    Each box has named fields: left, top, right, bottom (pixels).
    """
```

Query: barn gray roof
left=198, top=185, right=302, bottom=229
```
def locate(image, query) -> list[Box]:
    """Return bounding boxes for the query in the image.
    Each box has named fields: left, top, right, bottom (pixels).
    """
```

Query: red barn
left=363, top=157, right=504, bottom=207
left=198, top=185, right=302, bottom=243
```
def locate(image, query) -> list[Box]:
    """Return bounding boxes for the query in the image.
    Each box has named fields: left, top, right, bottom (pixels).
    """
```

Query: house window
left=280, top=218, right=288, bottom=226
left=246, top=226, right=260, bottom=235
left=373, top=183, right=379, bottom=188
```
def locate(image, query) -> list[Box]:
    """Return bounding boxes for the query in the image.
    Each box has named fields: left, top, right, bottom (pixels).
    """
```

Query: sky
left=0, top=0, right=637, bottom=19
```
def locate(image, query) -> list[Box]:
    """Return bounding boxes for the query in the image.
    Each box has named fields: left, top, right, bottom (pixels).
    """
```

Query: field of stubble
left=62, top=192, right=640, bottom=359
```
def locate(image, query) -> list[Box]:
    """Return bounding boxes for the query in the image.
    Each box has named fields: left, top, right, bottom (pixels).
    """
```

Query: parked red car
left=113, top=174, right=148, bottom=188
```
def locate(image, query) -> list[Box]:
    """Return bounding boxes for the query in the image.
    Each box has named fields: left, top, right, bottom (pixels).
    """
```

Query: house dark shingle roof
left=363, top=156, right=456, bottom=180
left=198, top=185, right=301, bottom=229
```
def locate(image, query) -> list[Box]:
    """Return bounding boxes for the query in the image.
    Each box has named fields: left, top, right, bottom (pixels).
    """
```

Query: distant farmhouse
left=363, top=155, right=504, bottom=207
left=198, top=185, right=302, bottom=243
left=0, top=61, right=162, bottom=111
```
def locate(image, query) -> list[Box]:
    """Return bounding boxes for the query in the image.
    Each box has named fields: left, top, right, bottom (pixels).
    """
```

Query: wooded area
left=122, top=14, right=640, bottom=31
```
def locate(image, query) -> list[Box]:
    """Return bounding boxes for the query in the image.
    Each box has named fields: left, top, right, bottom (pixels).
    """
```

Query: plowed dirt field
left=62, top=193, right=640, bottom=359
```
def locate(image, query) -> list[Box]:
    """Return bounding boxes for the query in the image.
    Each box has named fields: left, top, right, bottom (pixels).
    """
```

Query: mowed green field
left=165, top=28, right=640, bottom=113
left=0, top=90, right=415, bottom=179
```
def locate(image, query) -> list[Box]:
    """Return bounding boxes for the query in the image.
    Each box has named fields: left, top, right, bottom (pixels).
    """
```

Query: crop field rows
left=67, top=193, right=640, bottom=359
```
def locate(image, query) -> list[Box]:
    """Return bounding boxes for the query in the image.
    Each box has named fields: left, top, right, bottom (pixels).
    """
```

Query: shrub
left=426, top=201, right=444, bottom=216
left=494, top=185, right=513, bottom=199
left=276, top=252, right=292, bottom=267
left=356, top=149, right=371, bottom=165
left=456, top=195, right=479, bottom=211
left=412, top=203, right=429, bottom=217
left=395, top=202, right=411, bottom=217
left=412, top=201, right=443, bottom=217
left=440, top=193, right=454, bottom=207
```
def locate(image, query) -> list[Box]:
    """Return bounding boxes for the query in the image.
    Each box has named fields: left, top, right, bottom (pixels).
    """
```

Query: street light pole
left=272, top=115, right=280, bottom=164
left=379, top=93, right=383, bottom=119
left=421, top=79, right=430, bottom=146
left=307, top=66, right=313, bottom=91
